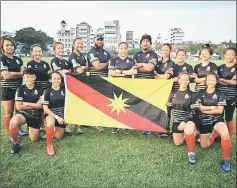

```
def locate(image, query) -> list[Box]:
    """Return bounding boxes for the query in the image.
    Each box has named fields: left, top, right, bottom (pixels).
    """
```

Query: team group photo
left=1, top=1, right=236, bottom=188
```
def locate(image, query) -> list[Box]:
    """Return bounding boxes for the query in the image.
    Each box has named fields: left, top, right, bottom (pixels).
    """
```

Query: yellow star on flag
left=106, top=92, right=129, bottom=116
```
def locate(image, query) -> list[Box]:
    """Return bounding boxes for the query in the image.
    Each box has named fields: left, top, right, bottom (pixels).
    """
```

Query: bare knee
left=200, top=143, right=210, bottom=149
left=29, top=136, right=39, bottom=142
left=173, top=140, right=184, bottom=146
left=10, top=118, right=19, bottom=129
left=46, top=116, right=55, bottom=128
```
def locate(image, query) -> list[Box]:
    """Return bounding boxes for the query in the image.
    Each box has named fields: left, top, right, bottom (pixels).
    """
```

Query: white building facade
left=1, top=31, right=16, bottom=37
left=56, top=20, right=76, bottom=55
left=104, top=20, right=121, bottom=50
left=76, top=22, right=91, bottom=53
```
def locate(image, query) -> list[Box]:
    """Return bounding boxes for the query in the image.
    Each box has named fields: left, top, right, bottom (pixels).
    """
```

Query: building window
left=59, top=39, right=61, bottom=42
left=65, top=39, right=67, bottom=42
left=62, top=34, right=64, bottom=36
left=62, top=39, right=64, bottom=42
left=65, top=44, right=67, bottom=47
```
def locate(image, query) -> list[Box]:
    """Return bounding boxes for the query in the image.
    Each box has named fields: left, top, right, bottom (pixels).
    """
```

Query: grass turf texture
left=1, top=58, right=236, bottom=187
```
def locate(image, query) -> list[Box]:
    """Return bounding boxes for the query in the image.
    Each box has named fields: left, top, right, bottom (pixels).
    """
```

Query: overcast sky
left=1, top=1, right=236, bottom=43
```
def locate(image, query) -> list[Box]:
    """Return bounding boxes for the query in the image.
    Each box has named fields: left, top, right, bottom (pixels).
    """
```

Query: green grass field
left=1, top=58, right=236, bottom=188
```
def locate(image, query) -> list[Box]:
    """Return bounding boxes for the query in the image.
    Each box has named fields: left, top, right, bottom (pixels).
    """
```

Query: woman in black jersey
left=154, top=43, right=175, bottom=80
left=1, top=37, right=26, bottom=139
left=42, top=72, right=66, bottom=156
left=217, top=47, right=236, bottom=140
left=9, top=69, right=43, bottom=154
left=194, top=44, right=218, bottom=92
left=172, top=49, right=196, bottom=92
left=108, top=42, right=137, bottom=134
left=191, top=73, right=231, bottom=172
left=27, top=44, right=51, bottom=139
left=166, top=72, right=197, bottom=164
left=50, top=42, right=71, bottom=79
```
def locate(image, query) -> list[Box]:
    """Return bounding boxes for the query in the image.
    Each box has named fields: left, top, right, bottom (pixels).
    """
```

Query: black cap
left=140, top=34, right=152, bottom=44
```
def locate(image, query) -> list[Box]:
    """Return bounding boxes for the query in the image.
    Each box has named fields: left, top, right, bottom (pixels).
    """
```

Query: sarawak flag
left=64, top=74, right=173, bottom=133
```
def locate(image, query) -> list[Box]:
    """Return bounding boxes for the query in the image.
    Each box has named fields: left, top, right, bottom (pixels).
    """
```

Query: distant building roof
left=61, top=20, right=66, bottom=24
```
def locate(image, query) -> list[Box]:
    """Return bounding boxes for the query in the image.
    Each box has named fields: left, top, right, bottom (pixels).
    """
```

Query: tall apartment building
left=168, top=28, right=185, bottom=44
left=126, top=31, right=133, bottom=48
left=56, top=20, right=76, bottom=55
left=104, top=20, right=121, bottom=50
left=76, top=22, right=91, bottom=53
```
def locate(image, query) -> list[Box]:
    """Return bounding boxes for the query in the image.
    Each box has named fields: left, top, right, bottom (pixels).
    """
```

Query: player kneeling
left=9, top=68, right=43, bottom=154
left=42, top=71, right=66, bottom=156
left=166, top=72, right=197, bottom=164
left=191, top=73, right=231, bottom=172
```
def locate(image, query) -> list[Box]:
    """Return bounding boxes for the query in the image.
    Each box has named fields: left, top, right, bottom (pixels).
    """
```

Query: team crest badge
left=206, top=66, right=210, bottom=71
left=220, top=68, right=223, bottom=71
left=212, top=94, right=217, bottom=99
left=28, top=65, right=32, bottom=68
left=126, top=59, right=130, bottom=64
left=104, top=52, right=107, bottom=56
left=35, top=65, right=38, bottom=69
left=16, top=59, right=20, bottom=64
left=231, top=68, right=235, bottom=73
left=182, top=67, right=187, bottom=71
left=146, top=54, right=150, bottom=58
left=34, top=90, right=38, bottom=95
left=24, top=91, right=27, bottom=95
left=61, top=90, right=64, bottom=96
left=184, top=94, right=189, bottom=99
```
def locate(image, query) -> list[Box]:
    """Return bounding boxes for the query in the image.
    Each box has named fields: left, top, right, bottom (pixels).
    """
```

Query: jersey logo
left=146, top=54, right=150, bottom=58
left=126, top=59, right=130, bottom=64
left=220, top=68, right=223, bottom=71
left=52, top=63, right=59, bottom=70
left=231, top=68, right=235, bottom=73
left=16, top=59, right=20, bottom=64
left=104, top=52, right=107, bottom=56
left=61, top=90, right=65, bottom=96
left=72, top=59, right=78, bottom=67
left=50, top=93, right=53, bottom=96
left=164, top=63, right=167, bottom=68
left=24, top=91, right=27, bottom=95
left=182, top=67, right=187, bottom=71
left=35, top=65, right=38, bottom=69
left=212, top=94, right=217, bottom=99
left=44, top=64, right=46, bottom=69
left=28, top=65, right=32, bottom=68
left=206, top=66, right=210, bottom=71
left=34, top=90, right=38, bottom=95
left=184, top=94, right=189, bottom=99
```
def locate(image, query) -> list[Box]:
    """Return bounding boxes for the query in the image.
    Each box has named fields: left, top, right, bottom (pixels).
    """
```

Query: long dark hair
left=161, top=43, right=172, bottom=60
left=72, top=38, right=82, bottom=52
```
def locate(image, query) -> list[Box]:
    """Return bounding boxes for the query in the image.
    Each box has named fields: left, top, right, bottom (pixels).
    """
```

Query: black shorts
left=224, top=98, right=236, bottom=122
left=1, top=88, right=17, bottom=101
left=17, top=112, right=41, bottom=129
left=172, top=122, right=184, bottom=133
left=195, top=118, right=225, bottom=134
left=44, top=114, right=66, bottom=129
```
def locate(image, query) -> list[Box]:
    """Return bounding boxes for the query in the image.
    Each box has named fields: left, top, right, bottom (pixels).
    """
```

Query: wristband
left=54, top=115, right=59, bottom=119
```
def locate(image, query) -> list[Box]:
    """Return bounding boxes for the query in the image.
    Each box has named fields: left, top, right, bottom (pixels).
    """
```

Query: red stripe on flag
left=65, top=75, right=167, bottom=133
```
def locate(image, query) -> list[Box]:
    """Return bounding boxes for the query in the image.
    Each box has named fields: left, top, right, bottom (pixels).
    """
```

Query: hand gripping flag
left=64, top=74, right=173, bottom=133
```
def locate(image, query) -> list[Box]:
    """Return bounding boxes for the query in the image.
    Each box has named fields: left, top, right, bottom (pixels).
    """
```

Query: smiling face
left=206, top=74, right=217, bottom=89
left=176, top=50, right=186, bottom=64
left=224, top=49, right=236, bottom=63
left=161, top=45, right=171, bottom=59
left=31, top=46, right=42, bottom=61
left=118, top=43, right=128, bottom=58
left=178, top=73, right=190, bottom=89
left=200, top=49, right=211, bottom=62
left=73, top=39, right=83, bottom=52
left=3, top=39, right=15, bottom=54
left=141, top=39, right=151, bottom=51
left=94, top=38, right=104, bottom=48
left=24, top=73, right=36, bottom=85
left=54, top=43, right=64, bottom=56
left=51, top=72, right=61, bottom=87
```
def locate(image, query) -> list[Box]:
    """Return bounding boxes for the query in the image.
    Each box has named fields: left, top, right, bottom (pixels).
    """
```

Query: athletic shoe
left=220, top=160, right=231, bottom=172
left=9, top=137, right=20, bottom=143
left=143, top=131, right=151, bottom=135
left=188, top=152, right=196, bottom=164
left=39, top=129, right=46, bottom=139
left=75, top=127, right=84, bottom=134
left=112, top=128, right=119, bottom=134
left=19, top=128, right=28, bottom=136
left=95, top=126, right=104, bottom=132
left=65, top=126, right=72, bottom=134
left=47, top=145, right=55, bottom=156
left=11, top=143, right=21, bottom=154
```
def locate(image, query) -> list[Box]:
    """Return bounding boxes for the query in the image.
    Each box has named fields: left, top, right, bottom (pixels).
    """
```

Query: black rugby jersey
left=166, top=89, right=196, bottom=123
left=108, top=56, right=136, bottom=78
left=194, top=90, right=226, bottom=126
left=217, top=64, right=236, bottom=100
left=27, top=60, right=51, bottom=89
left=42, top=87, right=65, bottom=118
left=133, top=50, right=158, bottom=79
left=1, top=55, right=23, bottom=89
left=194, top=62, right=218, bottom=91
left=155, top=59, right=176, bottom=78
left=87, top=46, right=111, bottom=77
left=68, top=52, right=87, bottom=74
left=15, top=85, right=43, bottom=119
left=172, top=63, right=194, bottom=92
left=50, top=57, right=71, bottom=72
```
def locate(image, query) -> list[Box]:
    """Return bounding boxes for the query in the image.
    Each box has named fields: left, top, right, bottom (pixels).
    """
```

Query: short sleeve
left=42, top=88, right=50, bottom=106
left=194, top=64, right=199, bottom=74
left=50, top=58, right=61, bottom=71
left=187, top=64, right=194, bottom=75
left=15, top=86, right=24, bottom=101
left=17, top=57, right=24, bottom=67
left=131, top=59, right=137, bottom=68
left=166, top=91, right=174, bottom=107
left=148, top=52, right=158, bottom=66
left=87, top=49, right=99, bottom=63
left=1, top=59, right=8, bottom=71
left=68, top=55, right=81, bottom=69
left=217, top=93, right=226, bottom=106
left=106, top=51, right=112, bottom=62
left=108, top=59, right=115, bottom=70
left=133, top=53, right=138, bottom=61
left=211, top=63, right=218, bottom=74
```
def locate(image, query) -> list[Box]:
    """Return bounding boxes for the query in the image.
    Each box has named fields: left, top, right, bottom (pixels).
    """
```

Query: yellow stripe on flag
left=65, top=89, right=131, bottom=129
left=103, top=77, right=173, bottom=112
